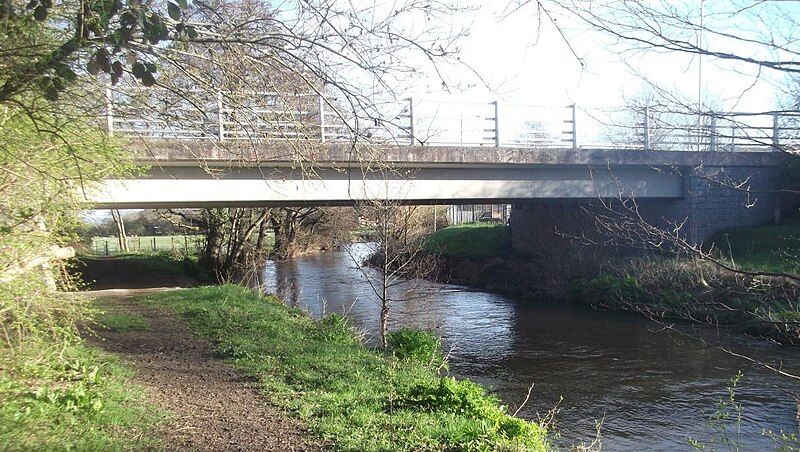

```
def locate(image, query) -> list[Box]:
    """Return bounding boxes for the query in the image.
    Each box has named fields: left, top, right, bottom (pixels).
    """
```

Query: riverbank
left=64, top=253, right=553, bottom=449
left=425, top=223, right=800, bottom=345
left=139, top=284, right=550, bottom=450
left=88, top=289, right=320, bottom=450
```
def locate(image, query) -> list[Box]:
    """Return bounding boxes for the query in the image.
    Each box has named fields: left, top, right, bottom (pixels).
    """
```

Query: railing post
left=407, top=97, right=415, bottom=146
left=570, top=104, right=577, bottom=150
left=643, top=106, right=651, bottom=150
left=318, top=94, right=326, bottom=143
left=493, top=100, right=501, bottom=148
left=105, top=86, right=114, bottom=136
left=773, top=111, right=780, bottom=150
left=709, top=113, right=717, bottom=152
left=217, top=91, right=225, bottom=141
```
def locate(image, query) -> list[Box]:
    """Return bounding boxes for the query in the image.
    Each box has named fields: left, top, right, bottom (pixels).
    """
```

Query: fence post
left=407, top=97, right=415, bottom=145
left=319, top=94, right=326, bottom=143
left=105, top=86, right=114, bottom=136
left=570, top=104, right=577, bottom=150
left=493, top=100, right=501, bottom=148
left=217, top=91, right=225, bottom=141
left=152, top=237, right=156, bottom=251
left=709, top=113, right=717, bottom=152
left=104, top=241, right=109, bottom=256
left=643, top=106, right=651, bottom=150
left=773, top=111, right=780, bottom=150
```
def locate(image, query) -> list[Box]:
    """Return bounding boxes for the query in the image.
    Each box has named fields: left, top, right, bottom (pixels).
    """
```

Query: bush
left=386, top=328, right=443, bottom=365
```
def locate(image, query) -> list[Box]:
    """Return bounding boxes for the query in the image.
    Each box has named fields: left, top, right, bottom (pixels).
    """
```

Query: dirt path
left=85, top=288, right=321, bottom=452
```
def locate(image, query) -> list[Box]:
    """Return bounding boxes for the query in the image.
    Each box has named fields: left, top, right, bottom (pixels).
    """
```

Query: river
left=261, top=243, right=800, bottom=450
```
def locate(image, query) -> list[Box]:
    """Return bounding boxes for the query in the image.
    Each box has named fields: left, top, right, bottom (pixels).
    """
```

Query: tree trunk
left=110, top=209, right=128, bottom=252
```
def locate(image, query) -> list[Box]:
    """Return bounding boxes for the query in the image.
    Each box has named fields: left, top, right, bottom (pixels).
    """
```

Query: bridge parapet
left=127, top=140, right=788, bottom=169
left=106, top=87, right=800, bottom=153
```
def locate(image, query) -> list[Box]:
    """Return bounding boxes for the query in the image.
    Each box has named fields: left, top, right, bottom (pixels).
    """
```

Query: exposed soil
left=84, top=288, right=321, bottom=451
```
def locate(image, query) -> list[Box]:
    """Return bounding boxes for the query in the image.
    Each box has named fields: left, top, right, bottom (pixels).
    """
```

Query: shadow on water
left=262, top=243, right=800, bottom=450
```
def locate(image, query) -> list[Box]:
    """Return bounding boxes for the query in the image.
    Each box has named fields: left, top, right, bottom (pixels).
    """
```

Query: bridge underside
left=86, top=165, right=684, bottom=209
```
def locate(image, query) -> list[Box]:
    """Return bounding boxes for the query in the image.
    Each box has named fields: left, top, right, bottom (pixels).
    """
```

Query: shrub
left=386, top=328, right=443, bottom=365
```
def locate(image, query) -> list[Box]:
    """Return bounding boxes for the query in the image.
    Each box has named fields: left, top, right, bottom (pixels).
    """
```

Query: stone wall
left=510, top=165, right=782, bottom=256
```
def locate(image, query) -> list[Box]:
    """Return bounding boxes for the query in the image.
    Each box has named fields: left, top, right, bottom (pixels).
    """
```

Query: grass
left=709, top=221, right=800, bottom=274
left=141, top=285, right=549, bottom=451
left=79, top=252, right=209, bottom=284
left=92, top=299, right=150, bottom=332
left=0, top=340, right=164, bottom=450
left=425, top=223, right=512, bottom=258
left=91, top=235, right=206, bottom=255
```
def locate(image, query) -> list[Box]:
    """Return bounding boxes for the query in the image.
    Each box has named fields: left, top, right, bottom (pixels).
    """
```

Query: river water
left=261, top=243, right=800, bottom=450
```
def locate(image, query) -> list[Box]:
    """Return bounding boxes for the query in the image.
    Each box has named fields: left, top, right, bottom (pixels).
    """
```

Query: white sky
left=410, top=1, right=787, bottom=113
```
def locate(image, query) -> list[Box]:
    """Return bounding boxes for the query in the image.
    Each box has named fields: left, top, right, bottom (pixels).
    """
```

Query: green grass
left=425, top=223, right=511, bottom=258
left=141, top=285, right=549, bottom=451
left=92, top=299, right=150, bottom=332
left=0, top=341, right=164, bottom=450
left=91, top=235, right=206, bottom=255
left=710, top=222, right=800, bottom=274
left=80, top=252, right=209, bottom=284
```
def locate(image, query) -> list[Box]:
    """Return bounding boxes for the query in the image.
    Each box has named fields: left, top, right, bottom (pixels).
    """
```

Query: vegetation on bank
left=77, top=252, right=210, bottom=288
left=142, top=285, right=549, bottom=451
left=711, top=222, right=800, bottom=274
left=425, top=223, right=511, bottom=258
left=0, top=311, right=163, bottom=450
left=426, top=223, right=800, bottom=344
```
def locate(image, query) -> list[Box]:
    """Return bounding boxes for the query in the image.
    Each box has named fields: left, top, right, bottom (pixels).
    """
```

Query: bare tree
left=109, top=209, right=128, bottom=253
left=345, top=198, right=439, bottom=348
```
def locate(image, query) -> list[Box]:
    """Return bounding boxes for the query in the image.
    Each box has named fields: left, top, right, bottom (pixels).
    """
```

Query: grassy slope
left=142, top=285, right=549, bottom=451
left=0, top=315, right=162, bottom=450
left=77, top=252, right=209, bottom=289
left=425, top=223, right=511, bottom=258
left=710, top=222, right=800, bottom=274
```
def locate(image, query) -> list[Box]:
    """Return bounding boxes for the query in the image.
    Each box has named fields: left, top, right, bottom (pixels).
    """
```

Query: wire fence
left=90, top=235, right=205, bottom=256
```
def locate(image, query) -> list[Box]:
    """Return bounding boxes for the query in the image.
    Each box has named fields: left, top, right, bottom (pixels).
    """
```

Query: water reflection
left=262, top=243, right=800, bottom=450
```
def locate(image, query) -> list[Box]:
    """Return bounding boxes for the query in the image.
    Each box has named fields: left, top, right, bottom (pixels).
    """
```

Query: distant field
left=90, top=235, right=205, bottom=255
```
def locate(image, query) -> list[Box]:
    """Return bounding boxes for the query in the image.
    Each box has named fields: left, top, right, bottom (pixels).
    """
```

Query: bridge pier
left=509, top=164, right=783, bottom=256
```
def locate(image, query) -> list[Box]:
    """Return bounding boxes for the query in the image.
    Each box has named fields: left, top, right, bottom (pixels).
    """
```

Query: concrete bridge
left=87, top=90, right=793, bottom=244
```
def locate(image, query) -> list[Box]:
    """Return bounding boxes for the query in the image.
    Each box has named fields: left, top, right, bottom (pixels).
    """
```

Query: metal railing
left=105, top=87, right=800, bottom=151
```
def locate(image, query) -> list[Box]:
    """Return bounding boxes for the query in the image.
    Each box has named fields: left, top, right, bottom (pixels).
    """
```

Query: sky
left=386, top=0, right=798, bottom=146
left=409, top=1, right=791, bottom=112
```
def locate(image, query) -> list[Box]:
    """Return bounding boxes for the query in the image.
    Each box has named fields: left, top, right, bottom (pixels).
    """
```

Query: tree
left=346, top=200, right=438, bottom=348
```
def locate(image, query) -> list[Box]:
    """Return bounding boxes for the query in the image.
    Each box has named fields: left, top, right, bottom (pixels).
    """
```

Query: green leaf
left=140, top=71, right=156, bottom=87
left=111, top=61, right=123, bottom=77
left=176, top=0, right=188, bottom=9
left=131, top=62, right=146, bottom=79
left=167, top=2, right=180, bottom=20
left=32, top=4, right=46, bottom=20
left=185, top=25, right=198, bottom=40
left=87, top=58, right=101, bottom=76
left=54, top=63, right=77, bottom=82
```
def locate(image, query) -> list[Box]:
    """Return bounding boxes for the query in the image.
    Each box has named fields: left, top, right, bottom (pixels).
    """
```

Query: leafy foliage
left=386, top=328, right=443, bottom=365
left=0, top=340, right=164, bottom=449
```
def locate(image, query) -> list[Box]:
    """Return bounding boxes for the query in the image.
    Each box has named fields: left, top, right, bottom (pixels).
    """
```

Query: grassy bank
left=141, top=285, right=549, bottom=451
left=426, top=223, right=800, bottom=344
left=77, top=252, right=208, bottom=289
left=0, top=306, right=163, bottom=450
left=425, top=223, right=511, bottom=258
left=711, top=222, right=800, bottom=274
